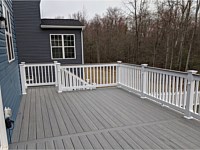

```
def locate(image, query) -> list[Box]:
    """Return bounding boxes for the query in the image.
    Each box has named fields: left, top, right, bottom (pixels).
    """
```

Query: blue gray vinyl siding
left=13, top=1, right=83, bottom=64
left=0, top=0, right=21, bottom=121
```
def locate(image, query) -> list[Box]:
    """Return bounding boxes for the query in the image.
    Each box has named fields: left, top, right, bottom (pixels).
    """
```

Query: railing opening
left=60, top=64, right=117, bottom=90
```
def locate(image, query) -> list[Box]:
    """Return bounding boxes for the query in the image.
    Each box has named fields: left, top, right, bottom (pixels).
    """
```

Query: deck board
left=70, top=136, right=83, bottom=149
left=94, top=133, right=112, bottom=149
left=19, top=89, right=31, bottom=142
left=51, top=88, right=76, bottom=134
left=28, top=88, right=36, bottom=140
left=101, top=132, right=122, bottom=149
left=35, top=88, right=45, bottom=139
left=47, top=88, right=68, bottom=135
left=87, top=134, right=102, bottom=149
left=79, top=135, right=93, bottom=149
left=44, top=88, right=61, bottom=137
left=85, top=90, right=128, bottom=126
left=79, top=91, right=118, bottom=128
left=36, top=141, right=45, bottom=149
left=62, top=137, right=74, bottom=149
left=59, top=92, right=84, bottom=133
left=39, top=87, right=53, bottom=138
left=12, top=93, right=27, bottom=143
left=73, top=91, right=106, bottom=130
left=109, top=130, right=132, bottom=149
left=69, top=92, right=98, bottom=130
left=64, top=92, right=91, bottom=132
left=10, top=86, right=200, bottom=149
left=54, top=139, right=65, bottom=150
left=117, top=130, right=141, bottom=149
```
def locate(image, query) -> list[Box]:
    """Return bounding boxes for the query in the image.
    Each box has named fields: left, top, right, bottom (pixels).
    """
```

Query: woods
left=71, top=0, right=200, bottom=72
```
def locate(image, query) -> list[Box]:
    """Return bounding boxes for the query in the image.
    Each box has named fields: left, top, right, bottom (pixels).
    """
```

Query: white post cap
left=141, top=64, right=148, bottom=67
left=187, top=70, right=198, bottom=74
left=117, top=61, right=122, bottom=64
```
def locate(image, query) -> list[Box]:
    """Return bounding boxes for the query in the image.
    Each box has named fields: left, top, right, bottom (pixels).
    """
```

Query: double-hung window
left=50, top=34, right=76, bottom=59
left=3, top=4, right=14, bottom=62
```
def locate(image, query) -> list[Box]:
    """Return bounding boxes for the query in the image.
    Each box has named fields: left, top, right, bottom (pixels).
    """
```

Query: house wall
left=0, top=0, right=22, bottom=121
left=13, top=1, right=83, bottom=64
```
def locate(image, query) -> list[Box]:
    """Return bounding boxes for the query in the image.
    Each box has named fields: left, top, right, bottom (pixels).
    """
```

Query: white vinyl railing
left=19, top=62, right=200, bottom=120
left=145, top=67, right=188, bottom=111
left=19, top=62, right=57, bottom=94
left=117, top=63, right=200, bottom=120
left=118, top=64, right=142, bottom=92
left=0, top=87, right=8, bottom=150
left=191, top=75, right=200, bottom=119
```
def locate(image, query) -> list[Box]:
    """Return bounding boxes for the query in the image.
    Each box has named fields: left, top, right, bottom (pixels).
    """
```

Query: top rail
left=119, top=63, right=142, bottom=68
left=60, top=63, right=117, bottom=68
left=194, top=74, right=200, bottom=81
left=21, top=63, right=56, bottom=66
left=146, top=67, right=188, bottom=79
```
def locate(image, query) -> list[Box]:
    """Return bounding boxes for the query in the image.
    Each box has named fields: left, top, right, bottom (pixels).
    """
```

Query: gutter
left=41, top=25, right=85, bottom=30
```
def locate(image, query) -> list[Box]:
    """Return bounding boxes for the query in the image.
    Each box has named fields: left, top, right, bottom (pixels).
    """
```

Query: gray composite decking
left=9, top=86, right=200, bottom=149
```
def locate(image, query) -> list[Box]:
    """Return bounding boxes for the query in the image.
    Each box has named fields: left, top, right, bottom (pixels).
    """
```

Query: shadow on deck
left=10, top=86, right=200, bottom=149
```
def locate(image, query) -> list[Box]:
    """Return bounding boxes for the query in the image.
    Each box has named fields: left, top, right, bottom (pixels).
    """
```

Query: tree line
left=70, top=0, right=200, bottom=72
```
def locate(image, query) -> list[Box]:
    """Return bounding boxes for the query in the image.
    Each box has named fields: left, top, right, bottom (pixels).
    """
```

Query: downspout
left=81, top=27, right=84, bottom=64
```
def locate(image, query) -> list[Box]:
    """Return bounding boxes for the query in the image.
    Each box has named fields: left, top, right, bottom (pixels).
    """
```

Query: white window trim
left=50, top=34, right=76, bottom=60
left=2, top=1, right=15, bottom=63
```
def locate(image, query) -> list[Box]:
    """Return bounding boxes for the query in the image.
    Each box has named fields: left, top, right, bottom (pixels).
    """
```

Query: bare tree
left=71, top=1, right=200, bottom=72
left=185, top=0, right=200, bottom=71
left=177, top=0, right=192, bottom=70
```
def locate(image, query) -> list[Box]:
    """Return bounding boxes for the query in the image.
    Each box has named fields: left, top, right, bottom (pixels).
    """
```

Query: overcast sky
left=40, top=0, right=123, bottom=20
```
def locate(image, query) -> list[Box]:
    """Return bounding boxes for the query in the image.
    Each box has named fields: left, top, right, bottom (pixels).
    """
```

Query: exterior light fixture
left=0, top=16, right=6, bottom=29
left=0, top=1, right=6, bottom=29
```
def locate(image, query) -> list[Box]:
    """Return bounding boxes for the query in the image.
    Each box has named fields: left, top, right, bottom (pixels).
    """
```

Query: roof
left=41, top=19, right=84, bottom=29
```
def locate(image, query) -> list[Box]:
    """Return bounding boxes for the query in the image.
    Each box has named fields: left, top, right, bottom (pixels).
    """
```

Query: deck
left=9, top=86, right=200, bottom=149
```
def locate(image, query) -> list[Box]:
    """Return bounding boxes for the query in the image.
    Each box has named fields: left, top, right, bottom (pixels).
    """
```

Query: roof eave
left=41, top=25, right=85, bottom=30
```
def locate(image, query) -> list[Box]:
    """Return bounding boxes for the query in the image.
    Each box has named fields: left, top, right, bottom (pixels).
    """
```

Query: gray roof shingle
left=41, top=19, right=84, bottom=27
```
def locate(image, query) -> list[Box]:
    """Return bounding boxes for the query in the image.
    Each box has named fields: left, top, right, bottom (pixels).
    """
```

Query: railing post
left=56, top=63, right=62, bottom=93
left=117, top=61, right=122, bottom=85
left=19, top=62, right=26, bottom=95
left=141, top=64, right=148, bottom=99
left=0, top=87, right=8, bottom=150
left=184, top=70, right=198, bottom=119
left=54, top=61, right=58, bottom=87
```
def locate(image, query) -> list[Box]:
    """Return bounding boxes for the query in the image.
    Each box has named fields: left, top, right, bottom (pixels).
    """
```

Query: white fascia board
left=41, top=25, right=85, bottom=30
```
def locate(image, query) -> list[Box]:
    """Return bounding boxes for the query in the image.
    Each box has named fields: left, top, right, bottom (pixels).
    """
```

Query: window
left=3, top=4, right=15, bottom=62
left=50, top=34, right=76, bottom=59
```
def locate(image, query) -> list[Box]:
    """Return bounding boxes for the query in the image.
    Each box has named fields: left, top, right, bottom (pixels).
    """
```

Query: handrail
left=21, top=63, right=55, bottom=66
left=61, top=63, right=117, bottom=68
left=119, top=63, right=141, bottom=68
left=147, top=66, right=189, bottom=75
left=146, top=67, right=188, bottom=78
left=194, top=74, right=200, bottom=81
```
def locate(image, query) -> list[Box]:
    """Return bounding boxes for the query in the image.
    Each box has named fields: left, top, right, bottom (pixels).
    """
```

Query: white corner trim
left=41, top=25, right=85, bottom=29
